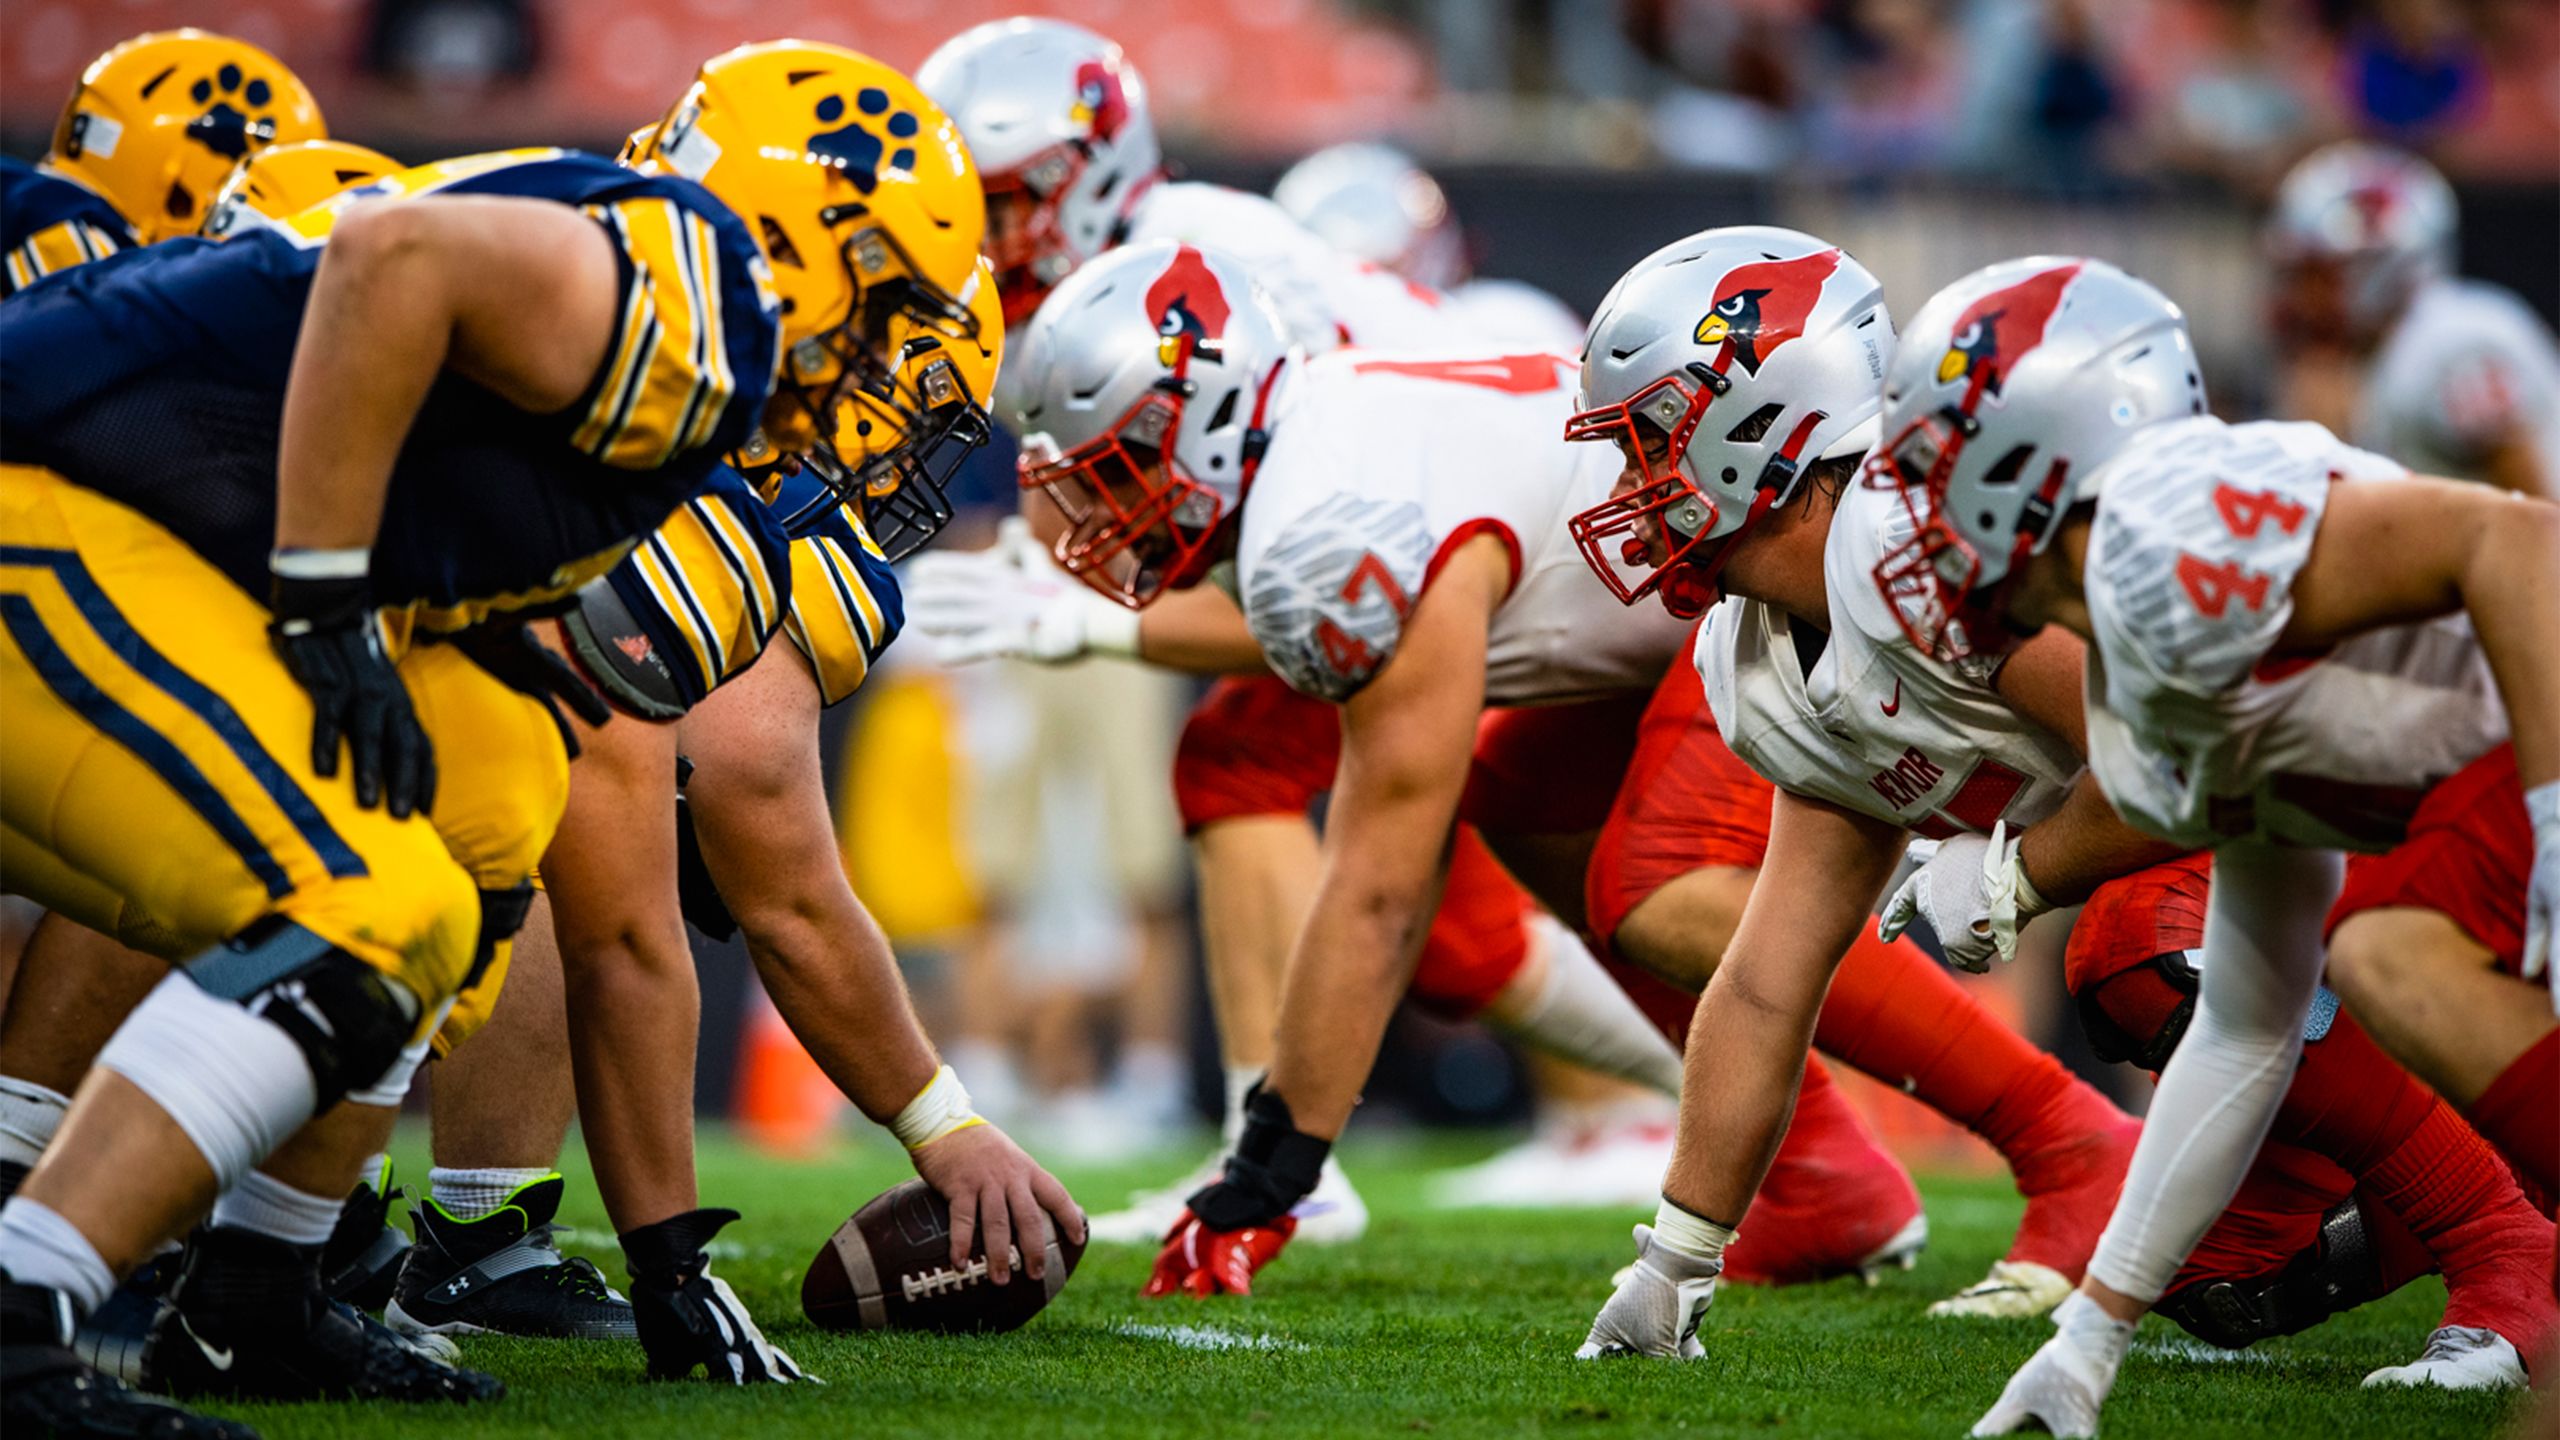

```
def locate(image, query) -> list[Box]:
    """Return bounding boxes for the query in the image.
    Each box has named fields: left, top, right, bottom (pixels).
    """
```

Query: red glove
left=1141, top=1208, right=1297, bottom=1298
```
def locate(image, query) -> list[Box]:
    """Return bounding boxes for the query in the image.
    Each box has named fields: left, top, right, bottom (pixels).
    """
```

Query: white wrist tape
left=270, top=546, right=372, bottom=580
left=1652, top=1197, right=1737, bottom=1263
left=2527, top=780, right=2558, bottom=832
left=1084, top=600, right=1142, bottom=659
left=891, top=1065, right=985, bottom=1150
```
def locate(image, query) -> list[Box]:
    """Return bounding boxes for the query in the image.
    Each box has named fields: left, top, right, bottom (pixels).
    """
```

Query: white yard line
left=1113, top=1322, right=1308, bottom=1353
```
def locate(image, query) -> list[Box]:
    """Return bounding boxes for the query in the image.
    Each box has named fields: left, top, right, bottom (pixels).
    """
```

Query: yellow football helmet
left=49, top=29, right=327, bottom=244
left=839, top=256, right=1005, bottom=559
left=632, top=40, right=986, bottom=459
left=200, top=139, right=397, bottom=239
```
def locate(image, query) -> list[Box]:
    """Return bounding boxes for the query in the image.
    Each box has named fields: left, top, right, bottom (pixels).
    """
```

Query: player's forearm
left=1659, top=949, right=1829, bottom=1225
left=275, top=206, right=452, bottom=553
left=1135, top=585, right=1268, bottom=674
left=726, top=867, right=939, bottom=1125
left=2016, top=774, right=2187, bottom=907
left=2462, top=498, right=2560, bottom=787
left=1263, top=878, right=1435, bottom=1140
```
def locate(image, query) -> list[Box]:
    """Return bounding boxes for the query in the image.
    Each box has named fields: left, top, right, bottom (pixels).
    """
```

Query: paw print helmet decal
left=49, top=29, right=327, bottom=244
left=200, top=139, right=397, bottom=240
left=635, top=39, right=986, bottom=478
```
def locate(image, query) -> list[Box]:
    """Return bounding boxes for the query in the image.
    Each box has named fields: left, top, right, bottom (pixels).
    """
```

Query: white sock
left=1221, top=1065, right=1260, bottom=1144
left=1493, top=917, right=1685, bottom=1096
left=359, top=1152, right=393, bottom=1191
left=210, top=1169, right=343, bottom=1247
left=0, top=1078, right=69, bottom=1168
left=0, top=1197, right=116, bottom=1315
left=429, top=1166, right=554, bottom=1222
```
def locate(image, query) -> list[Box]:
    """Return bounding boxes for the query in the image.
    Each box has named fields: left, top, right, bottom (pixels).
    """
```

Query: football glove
left=1576, top=1222, right=1721, bottom=1359
left=1879, top=822, right=2047, bottom=973
left=1970, top=1291, right=2133, bottom=1438
left=906, top=516, right=1140, bottom=665
left=1143, top=1210, right=1297, bottom=1298
left=268, top=565, right=433, bottom=819
left=2524, top=781, right=2556, bottom=1012
left=1141, top=1082, right=1328, bottom=1298
left=620, top=1209, right=811, bottom=1384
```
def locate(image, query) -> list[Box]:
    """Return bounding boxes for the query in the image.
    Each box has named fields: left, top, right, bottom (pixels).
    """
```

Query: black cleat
left=387, top=1174, right=635, bottom=1341
left=321, top=1160, right=412, bottom=1312
left=5, top=1274, right=258, bottom=1440
left=73, top=1252, right=179, bottom=1385
left=141, top=1228, right=502, bottom=1405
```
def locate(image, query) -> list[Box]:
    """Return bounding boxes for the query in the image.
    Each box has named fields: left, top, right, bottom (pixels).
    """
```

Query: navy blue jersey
left=1, top=157, right=137, bottom=296
left=0, top=149, right=779, bottom=632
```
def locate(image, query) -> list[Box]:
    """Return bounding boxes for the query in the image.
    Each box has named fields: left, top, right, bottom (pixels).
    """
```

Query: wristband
left=2012, top=850, right=2053, bottom=920
left=1651, top=1196, right=1737, bottom=1264
left=1084, top=600, right=1142, bottom=659
left=890, top=1065, right=985, bottom=1150
left=2528, top=781, right=2558, bottom=832
left=270, top=546, right=372, bottom=581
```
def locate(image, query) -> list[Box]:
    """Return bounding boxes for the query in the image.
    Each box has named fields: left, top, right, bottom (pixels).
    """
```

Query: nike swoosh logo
left=180, top=1314, right=235, bottom=1371
left=1879, top=680, right=1902, bottom=717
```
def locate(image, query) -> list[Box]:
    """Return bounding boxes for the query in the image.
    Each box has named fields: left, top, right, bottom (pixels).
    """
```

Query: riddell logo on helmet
left=1691, top=249, right=1842, bottom=376
left=1147, top=244, right=1231, bottom=366
left=1934, top=264, right=2081, bottom=398
left=1070, top=59, right=1130, bottom=142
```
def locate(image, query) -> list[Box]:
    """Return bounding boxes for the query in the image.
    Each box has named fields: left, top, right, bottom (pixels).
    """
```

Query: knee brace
left=670, top=756, right=738, bottom=940
left=2076, top=951, right=2198, bottom=1071
left=2157, top=1199, right=2379, bottom=1349
left=183, top=918, right=422, bottom=1108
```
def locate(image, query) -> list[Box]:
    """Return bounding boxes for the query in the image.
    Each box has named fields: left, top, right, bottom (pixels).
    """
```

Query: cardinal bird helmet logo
left=1146, top=244, right=1231, bottom=367
left=1070, top=58, right=1131, bottom=143
left=1934, top=262, right=2082, bottom=401
left=1692, top=248, right=1842, bottom=376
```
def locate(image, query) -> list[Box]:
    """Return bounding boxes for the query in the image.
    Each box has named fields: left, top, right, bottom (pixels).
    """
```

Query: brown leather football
left=801, top=1179, right=1084, bottom=1334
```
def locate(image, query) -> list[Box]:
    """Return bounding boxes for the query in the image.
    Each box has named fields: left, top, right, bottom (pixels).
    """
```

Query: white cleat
left=1930, top=1260, right=2073, bottom=1319
left=2362, top=1326, right=2526, bottom=1390
left=1084, top=1151, right=1369, bottom=1246
left=1856, top=1214, right=1932, bottom=1286
left=1427, top=1120, right=1676, bottom=1211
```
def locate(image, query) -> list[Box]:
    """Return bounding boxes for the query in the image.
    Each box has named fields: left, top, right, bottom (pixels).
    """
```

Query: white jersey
left=2081, top=416, right=2507, bottom=852
left=1444, top=278, right=1589, bottom=353
left=2358, top=277, right=2560, bottom=491
left=1126, top=182, right=1469, bottom=355
left=1699, top=481, right=2083, bottom=838
left=1237, top=348, right=1693, bottom=707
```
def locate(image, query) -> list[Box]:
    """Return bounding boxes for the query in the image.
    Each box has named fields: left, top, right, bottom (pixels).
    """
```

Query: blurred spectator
left=1801, top=0, right=1967, bottom=178
left=2336, top=0, right=2488, bottom=145
left=2137, top=0, right=2334, bottom=194
left=362, top=0, right=537, bottom=90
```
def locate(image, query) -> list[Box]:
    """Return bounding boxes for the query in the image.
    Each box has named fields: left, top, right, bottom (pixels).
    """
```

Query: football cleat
left=1928, top=1260, right=2074, bottom=1320
left=73, top=1252, right=179, bottom=1384
left=2362, top=1326, right=2527, bottom=1390
left=1089, top=1152, right=1368, bottom=1247
left=5, top=1274, right=258, bottom=1440
left=320, top=1158, right=412, bottom=1313
left=387, top=1174, right=636, bottom=1340
left=142, top=1227, right=502, bottom=1404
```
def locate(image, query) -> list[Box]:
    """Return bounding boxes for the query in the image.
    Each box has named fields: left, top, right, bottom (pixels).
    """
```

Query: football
left=801, top=1179, right=1085, bottom=1334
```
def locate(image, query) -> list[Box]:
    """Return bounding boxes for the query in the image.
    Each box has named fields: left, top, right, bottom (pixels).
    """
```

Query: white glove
left=904, top=516, right=1140, bottom=666
left=1878, top=821, right=2049, bottom=973
left=1575, top=1221, right=1723, bottom=1360
left=2524, top=781, right=2558, bottom=1012
left=1971, top=1292, right=2133, bottom=1438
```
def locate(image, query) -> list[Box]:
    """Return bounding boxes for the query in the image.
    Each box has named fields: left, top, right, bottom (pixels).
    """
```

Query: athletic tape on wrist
left=2527, top=780, right=2559, bottom=831
left=891, top=1065, right=986, bottom=1150
left=1652, top=1197, right=1736, bottom=1262
left=270, top=546, right=372, bottom=580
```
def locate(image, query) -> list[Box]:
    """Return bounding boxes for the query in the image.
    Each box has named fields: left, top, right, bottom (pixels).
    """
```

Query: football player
left=1853, top=258, right=2557, bottom=1435
left=2267, top=142, right=2558, bottom=501
left=2, top=29, right=326, bottom=295
left=0, top=38, right=964, bottom=1434
left=997, top=239, right=2146, bottom=1305
left=1566, top=231, right=2552, bottom=1372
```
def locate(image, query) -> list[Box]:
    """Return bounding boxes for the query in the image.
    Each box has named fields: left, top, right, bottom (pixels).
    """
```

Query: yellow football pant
left=0, top=465, right=567, bottom=1037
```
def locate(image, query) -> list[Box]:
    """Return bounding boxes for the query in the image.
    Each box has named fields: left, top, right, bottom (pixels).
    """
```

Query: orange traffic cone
left=733, top=988, right=846, bottom=1157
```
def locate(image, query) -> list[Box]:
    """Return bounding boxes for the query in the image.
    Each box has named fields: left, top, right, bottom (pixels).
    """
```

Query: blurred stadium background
left=10, top=0, right=2552, bottom=1167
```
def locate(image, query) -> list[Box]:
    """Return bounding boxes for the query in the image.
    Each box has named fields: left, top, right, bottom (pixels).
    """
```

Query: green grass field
left=208, top=1129, right=2522, bottom=1439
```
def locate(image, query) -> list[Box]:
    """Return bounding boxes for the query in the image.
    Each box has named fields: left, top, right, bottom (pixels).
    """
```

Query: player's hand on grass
left=1576, top=1223, right=1719, bottom=1359
left=1878, top=821, right=2045, bottom=973
left=907, top=1120, right=1085, bottom=1285
left=1143, top=1082, right=1328, bottom=1298
left=268, top=563, right=435, bottom=819
left=620, top=1208, right=812, bottom=1384
left=2524, top=781, right=2556, bottom=1011
left=907, top=515, right=1139, bottom=665
left=1143, top=1208, right=1296, bottom=1298
left=1970, top=1292, right=2133, bottom=1438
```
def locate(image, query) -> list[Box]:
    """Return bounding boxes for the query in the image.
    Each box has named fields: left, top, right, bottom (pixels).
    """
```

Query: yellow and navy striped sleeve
left=571, top=196, right=742, bottom=471
left=1, top=160, right=137, bottom=297
left=600, top=469, right=793, bottom=708
left=4, top=217, right=131, bottom=295
left=783, top=501, right=905, bottom=708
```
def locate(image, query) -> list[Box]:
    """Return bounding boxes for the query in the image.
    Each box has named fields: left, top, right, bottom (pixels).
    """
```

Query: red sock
left=2368, top=1102, right=2558, bottom=1354
left=2353, top=1184, right=2441, bottom=1298
left=2468, top=1029, right=2559, bottom=1210
left=2267, top=1011, right=2437, bottom=1171
left=1813, top=930, right=2120, bottom=1165
left=1724, top=1054, right=1925, bottom=1285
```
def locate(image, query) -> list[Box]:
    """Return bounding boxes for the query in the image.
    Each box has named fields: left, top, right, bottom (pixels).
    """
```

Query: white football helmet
left=1000, top=240, right=1296, bottom=607
left=1870, top=257, right=2205, bottom=659
left=2266, top=141, right=2456, bottom=344
left=1565, top=226, right=1892, bottom=618
left=917, top=18, right=1161, bottom=326
left=1272, top=141, right=1466, bottom=291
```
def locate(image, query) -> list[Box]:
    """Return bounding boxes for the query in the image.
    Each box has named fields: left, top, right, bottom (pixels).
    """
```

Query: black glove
left=1186, top=1081, right=1332, bottom=1230
left=450, top=621, right=612, bottom=760
left=620, top=1209, right=811, bottom=1385
left=268, top=570, right=434, bottom=819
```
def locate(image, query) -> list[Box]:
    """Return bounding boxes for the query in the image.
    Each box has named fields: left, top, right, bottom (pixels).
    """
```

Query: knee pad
left=2157, top=1198, right=2380, bottom=1349
left=183, top=918, right=422, bottom=1109
left=2075, top=952, right=2197, bottom=1071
